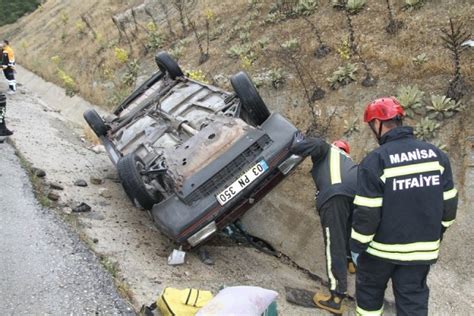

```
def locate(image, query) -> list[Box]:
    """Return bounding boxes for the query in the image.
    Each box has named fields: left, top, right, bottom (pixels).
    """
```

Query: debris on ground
left=90, top=176, right=103, bottom=185
left=99, top=188, right=112, bottom=198
left=49, top=182, right=64, bottom=190
left=74, top=179, right=88, bottom=187
left=167, top=248, right=186, bottom=266
left=72, top=202, right=91, bottom=213
left=62, top=207, right=72, bottom=215
left=90, top=145, right=106, bottom=154
left=32, top=167, right=46, bottom=178
left=47, top=191, right=60, bottom=201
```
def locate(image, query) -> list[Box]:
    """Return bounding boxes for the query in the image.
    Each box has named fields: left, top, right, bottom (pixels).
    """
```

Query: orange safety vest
left=2, top=45, right=15, bottom=66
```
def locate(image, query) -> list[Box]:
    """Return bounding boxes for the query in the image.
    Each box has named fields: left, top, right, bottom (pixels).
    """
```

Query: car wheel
left=83, top=109, right=107, bottom=137
left=155, top=52, right=184, bottom=80
left=230, top=71, right=271, bottom=126
left=117, top=153, right=163, bottom=210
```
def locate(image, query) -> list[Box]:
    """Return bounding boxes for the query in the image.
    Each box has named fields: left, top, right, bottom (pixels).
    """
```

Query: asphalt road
left=0, top=142, right=134, bottom=315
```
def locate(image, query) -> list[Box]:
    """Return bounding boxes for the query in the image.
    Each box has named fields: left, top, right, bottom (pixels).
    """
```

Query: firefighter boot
left=0, top=128, right=13, bottom=136
left=313, top=291, right=345, bottom=314
left=0, top=93, right=12, bottom=136
left=0, top=112, right=13, bottom=136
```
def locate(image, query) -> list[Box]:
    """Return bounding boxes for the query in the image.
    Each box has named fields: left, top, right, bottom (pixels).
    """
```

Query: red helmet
left=333, top=140, right=350, bottom=154
left=363, top=97, right=405, bottom=123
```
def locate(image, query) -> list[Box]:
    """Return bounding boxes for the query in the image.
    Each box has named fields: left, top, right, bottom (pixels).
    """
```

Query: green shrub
left=170, top=45, right=184, bottom=61
left=50, top=55, right=61, bottom=65
left=122, top=60, right=140, bottom=87
left=247, top=0, right=263, bottom=10
left=239, top=31, right=251, bottom=43
left=240, top=54, right=256, bottom=70
left=57, top=69, right=78, bottom=97
left=344, top=117, right=359, bottom=136
left=75, top=20, right=87, bottom=37
left=269, top=68, right=286, bottom=89
left=226, top=44, right=252, bottom=59
left=114, top=47, right=129, bottom=64
left=327, top=63, right=358, bottom=89
left=281, top=38, right=300, bottom=51
left=257, top=37, right=270, bottom=50
left=264, top=12, right=285, bottom=24
left=427, top=95, right=463, bottom=120
left=404, top=0, right=425, bottom=10
left=187, top=69, right=209, bottom=84
left=146, top=22, right=164, bottom=50
left=336, top=39, right=351, bottom=60
left=412, top=53, right=428, bottom=66
left=293, top=0, right=318, bottom=16
left=414, top=117, right=440, bottom=141
left=396, top=85, right=424, bottom=117
left=210, top=25, right=225, bottom=40
left=346, top=0, right=367, bottom=14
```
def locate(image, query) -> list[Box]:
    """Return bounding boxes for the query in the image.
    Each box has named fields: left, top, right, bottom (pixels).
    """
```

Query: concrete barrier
left=16, top=65, right=105, bottom=123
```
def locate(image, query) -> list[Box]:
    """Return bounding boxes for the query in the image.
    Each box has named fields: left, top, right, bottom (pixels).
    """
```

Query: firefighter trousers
left=319, top=195, right=353, bottom=295
left=0, top=95, right=5, bottom=127
left=356, top=253, right=430, bottom=316
left=3, top=68, right=16, bottom=91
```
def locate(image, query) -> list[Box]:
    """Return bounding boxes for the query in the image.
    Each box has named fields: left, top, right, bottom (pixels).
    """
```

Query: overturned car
left=84, top=52, right=302, bottom=248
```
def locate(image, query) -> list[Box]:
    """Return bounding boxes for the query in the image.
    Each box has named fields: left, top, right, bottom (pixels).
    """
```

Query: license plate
left=216, top=160, right=269, bottom=206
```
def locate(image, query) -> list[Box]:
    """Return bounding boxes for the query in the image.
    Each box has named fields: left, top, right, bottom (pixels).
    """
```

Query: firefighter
left=1, top=40, right=16, bottom=94
left=350, top=97, right=458, bottom=316
left=290, top=132, right=357, bottom=314
left=0, top=92, right=13, bottom=138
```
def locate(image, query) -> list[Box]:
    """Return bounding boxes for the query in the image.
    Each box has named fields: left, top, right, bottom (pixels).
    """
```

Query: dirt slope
left=0, top=1, right=472, bottom=174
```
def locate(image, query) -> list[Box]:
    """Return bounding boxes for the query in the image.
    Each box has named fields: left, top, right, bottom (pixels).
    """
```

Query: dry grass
left=83, top=125, right=101, bottom=145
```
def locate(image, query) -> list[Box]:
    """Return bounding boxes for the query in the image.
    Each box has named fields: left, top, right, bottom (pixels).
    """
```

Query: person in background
left=350, top=97, right=458, bottom=316
left=1, top=40, right=16, bottom=94
left=0, top=92, right=13, bottom=138
left=290, top=132, right=357, bottom=315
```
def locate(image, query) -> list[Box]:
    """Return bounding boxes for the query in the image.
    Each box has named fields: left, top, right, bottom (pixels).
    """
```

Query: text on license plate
left=216, top=160, right=269, bottom=206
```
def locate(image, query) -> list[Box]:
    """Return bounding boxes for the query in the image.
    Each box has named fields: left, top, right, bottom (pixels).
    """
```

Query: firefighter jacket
left=2, top=45, right=15, bottom=68
left=290, top=136, right=357, bottom=210
left=350, top=126, right=458, bottom=265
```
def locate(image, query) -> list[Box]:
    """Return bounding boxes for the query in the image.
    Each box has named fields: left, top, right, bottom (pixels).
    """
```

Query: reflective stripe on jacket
left=350, top=126, right=457, bottom=265
left=290, top=136, right=357, bottom=209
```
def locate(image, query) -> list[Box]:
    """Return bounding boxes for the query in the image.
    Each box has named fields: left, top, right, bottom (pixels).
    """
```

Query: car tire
left=230, top=71, right=271, bottom=126
left=117, top=153, right=163, bottom=210
left=83, top=109, right=107, bottom=137
left=155, top=52, right=183, bottom=80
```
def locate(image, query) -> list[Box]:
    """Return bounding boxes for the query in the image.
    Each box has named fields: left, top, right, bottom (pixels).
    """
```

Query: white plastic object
left=196, top=286, right=278, bottom=316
